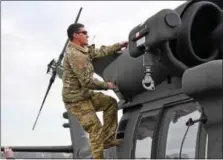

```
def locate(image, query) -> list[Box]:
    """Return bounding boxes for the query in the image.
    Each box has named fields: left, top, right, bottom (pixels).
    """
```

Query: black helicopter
left=1, top=0, right=222, bottom=159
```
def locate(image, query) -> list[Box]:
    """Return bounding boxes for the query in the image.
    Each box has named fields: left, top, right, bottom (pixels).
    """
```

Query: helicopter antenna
left=91, top=35, right=95, bottom=44
left=32, top=7, right=83, bottom=131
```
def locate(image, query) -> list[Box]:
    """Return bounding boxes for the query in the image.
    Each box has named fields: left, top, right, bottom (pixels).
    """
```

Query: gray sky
left=1, top=1, right=185, bottom=146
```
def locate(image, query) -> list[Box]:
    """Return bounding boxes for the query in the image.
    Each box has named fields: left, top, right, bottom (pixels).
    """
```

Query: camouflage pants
left=65, top=92, right=118, bottom=159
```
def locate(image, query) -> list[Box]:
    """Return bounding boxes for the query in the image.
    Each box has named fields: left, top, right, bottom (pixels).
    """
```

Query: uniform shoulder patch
left=74, top=54, right=87, bottom=70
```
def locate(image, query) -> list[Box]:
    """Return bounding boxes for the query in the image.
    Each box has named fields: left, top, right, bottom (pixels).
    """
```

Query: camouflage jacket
left=62, top=41, right=121, bottom=103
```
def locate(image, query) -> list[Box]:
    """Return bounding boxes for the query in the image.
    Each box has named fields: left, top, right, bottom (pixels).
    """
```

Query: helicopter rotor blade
left=32, top=74, right=56, bottom=130
left=32, top=7, right=83, bottom=130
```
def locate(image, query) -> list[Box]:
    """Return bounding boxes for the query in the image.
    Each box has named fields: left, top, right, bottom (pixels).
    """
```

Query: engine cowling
left=95, top=0, right=222, bottom=98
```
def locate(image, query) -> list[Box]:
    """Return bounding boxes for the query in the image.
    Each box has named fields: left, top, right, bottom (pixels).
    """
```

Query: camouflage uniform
left=62, top=41, right=121, bottom=159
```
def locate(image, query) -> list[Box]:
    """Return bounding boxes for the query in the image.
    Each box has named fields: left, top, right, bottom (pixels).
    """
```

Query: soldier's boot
left=104, top=139, right=123, bottom=149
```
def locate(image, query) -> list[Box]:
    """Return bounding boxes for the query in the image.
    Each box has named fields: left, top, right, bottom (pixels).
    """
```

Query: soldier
left=62, top=23, right=128, bottom=159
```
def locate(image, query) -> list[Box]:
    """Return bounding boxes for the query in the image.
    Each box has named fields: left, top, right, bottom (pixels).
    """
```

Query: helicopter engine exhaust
left=174, top=1, right=222, bottom=66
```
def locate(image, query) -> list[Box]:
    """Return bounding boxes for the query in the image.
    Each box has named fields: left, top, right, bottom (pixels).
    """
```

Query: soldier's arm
left=68, top=52, right=109, bottom=90
left=89, top=43, right=121, bottom=59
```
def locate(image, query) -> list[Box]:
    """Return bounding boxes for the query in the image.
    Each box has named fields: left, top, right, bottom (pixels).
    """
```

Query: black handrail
left=1, top=145, right=73, bottom=153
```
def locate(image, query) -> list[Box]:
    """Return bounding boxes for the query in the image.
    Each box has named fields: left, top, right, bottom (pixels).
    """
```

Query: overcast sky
left=1, top=1, right=186, bottom=146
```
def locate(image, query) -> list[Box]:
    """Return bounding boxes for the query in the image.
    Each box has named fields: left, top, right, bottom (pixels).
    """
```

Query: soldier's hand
left=107, top=82, right=116, bottom=89
left=119, top=41, right=128, bottom=48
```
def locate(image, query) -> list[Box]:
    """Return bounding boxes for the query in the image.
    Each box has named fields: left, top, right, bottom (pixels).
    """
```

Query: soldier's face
left=75, top=27, right=89, bottom=46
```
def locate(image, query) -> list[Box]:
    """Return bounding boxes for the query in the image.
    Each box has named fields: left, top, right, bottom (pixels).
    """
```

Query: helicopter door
left=115, top=107, right=162, bottom=159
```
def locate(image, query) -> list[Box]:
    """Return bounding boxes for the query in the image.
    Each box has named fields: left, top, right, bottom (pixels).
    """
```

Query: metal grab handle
left=142, top=74, right=155, bottom=90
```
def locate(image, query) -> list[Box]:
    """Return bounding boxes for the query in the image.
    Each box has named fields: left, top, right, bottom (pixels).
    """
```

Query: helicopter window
left=165, top=103, right=201, bottom=159
left=134, top=110, right=160, bottom=158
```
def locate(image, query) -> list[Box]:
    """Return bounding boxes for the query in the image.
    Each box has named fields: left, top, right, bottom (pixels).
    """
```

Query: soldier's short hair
left=67, top=23, right=85, bottom=41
